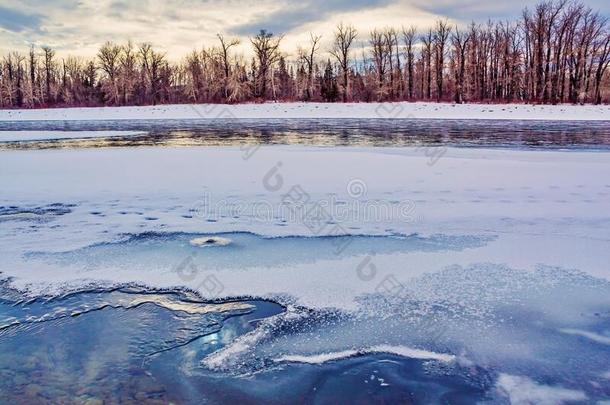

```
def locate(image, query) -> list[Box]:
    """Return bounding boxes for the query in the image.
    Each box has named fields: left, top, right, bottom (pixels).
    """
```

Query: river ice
left=1, top=143, right=610, bottom=403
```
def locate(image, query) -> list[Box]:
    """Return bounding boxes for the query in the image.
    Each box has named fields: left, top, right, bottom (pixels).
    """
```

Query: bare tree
left=120, top=41, right=137, bottom=105
left=28, top=45, right=36, bottom=89
left=384, top=28, right=399, bottom=99
left=452, top=27, right=471, bottom=103
left=370, top=29, right=389, bottom=100
left=2, top=0, right=610, bottom=108
left=41, top=46, right=55, bottom=103
left=420, top=29, right=433, bottom=100
left=139, top=43, right=167, bottom=105
left=217, top=34, right=240, bottom=100
left=298, top=33, right=321, bottom=100
left=11, top=53, right=25, bottom=107
left=250, top=30, right=283, bottom=99
left=98, top=41, right=122, bottom=104
left=330, top=23, right=357, bottom=102
left=543, top=1, right=568, bottom=102
left=433, top=20, right=450, bottom=101
left=593, top=29, right=610, bottom=104
left=402, top=26, right=417, bottom=100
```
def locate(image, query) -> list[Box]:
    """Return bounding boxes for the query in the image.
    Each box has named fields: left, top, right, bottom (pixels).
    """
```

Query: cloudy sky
left=1, top=0, right=609, bottom=60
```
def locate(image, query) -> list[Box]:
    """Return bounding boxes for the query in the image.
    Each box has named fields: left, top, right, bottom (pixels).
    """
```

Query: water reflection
left=2, top=119, right=610, bottom=150
left=0, top=285, right=284, bottom=404
left=0, top=283, right=492, bottom=404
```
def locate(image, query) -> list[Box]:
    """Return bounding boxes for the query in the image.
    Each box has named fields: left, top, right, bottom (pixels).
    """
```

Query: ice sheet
left=2, top=144, right=610, bottom=400
left=2, top=146, right=609, bottom=302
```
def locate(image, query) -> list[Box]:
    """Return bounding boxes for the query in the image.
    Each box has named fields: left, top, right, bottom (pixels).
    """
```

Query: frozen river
left=1, top=119, right=610, bottom=404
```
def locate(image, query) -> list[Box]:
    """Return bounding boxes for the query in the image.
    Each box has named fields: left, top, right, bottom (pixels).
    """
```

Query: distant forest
left=1, top=0, right=609, bottom=108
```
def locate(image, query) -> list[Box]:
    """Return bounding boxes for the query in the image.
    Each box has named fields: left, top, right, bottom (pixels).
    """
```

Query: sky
left=0, top=0, right=609, bottom=60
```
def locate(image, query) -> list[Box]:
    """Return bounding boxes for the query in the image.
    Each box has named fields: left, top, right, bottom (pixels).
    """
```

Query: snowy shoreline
left=1, top=101, right=610, bottom=122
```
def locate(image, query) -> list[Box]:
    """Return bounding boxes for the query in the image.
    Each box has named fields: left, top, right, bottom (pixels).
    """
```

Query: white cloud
left=0, top=0, right=608, bottom=59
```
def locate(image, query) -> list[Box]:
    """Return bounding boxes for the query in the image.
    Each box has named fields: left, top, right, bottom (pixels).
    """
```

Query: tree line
left=1, top=0, right=609, bottom=108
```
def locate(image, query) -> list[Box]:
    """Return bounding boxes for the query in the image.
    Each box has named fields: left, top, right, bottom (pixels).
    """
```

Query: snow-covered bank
left=1, top=102, right=609, bottom=121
